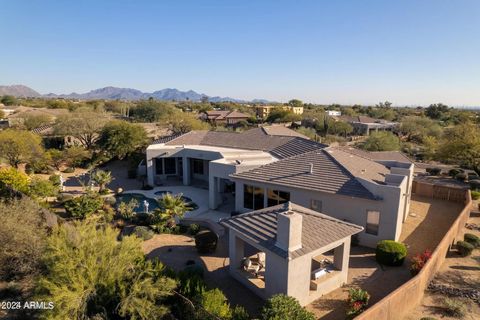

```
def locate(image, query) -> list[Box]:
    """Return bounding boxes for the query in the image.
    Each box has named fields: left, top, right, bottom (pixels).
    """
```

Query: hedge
left=375, top=240, right=407, bottom=266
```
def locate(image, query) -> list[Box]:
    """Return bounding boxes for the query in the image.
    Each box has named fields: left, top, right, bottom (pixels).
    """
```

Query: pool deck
left=122, top=186, right=231, bottom=223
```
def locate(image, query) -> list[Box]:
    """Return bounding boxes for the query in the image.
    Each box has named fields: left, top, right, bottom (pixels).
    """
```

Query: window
left=366, top=210, right=380, bottom=235
left=164, top=158, right=176, bottom=175
left=155, top=158, right=163, bottom=175
left=192, top=159, right=204, bottom=175
left=267, top=189, right=290, bottom=207
left=244, top=184, right=264, bottom=210
left=310, top=199, right=322, bottom=212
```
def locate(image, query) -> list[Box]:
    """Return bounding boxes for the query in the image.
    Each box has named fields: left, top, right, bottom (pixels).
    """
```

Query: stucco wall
left=234, top=179, right=404, bottom=248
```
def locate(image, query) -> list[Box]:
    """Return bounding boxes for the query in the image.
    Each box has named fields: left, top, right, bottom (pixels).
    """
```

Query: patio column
left=333, top=238, right=350, bottom=271
left=229, top=232, right=245, bottom=273
left=146, top=158, right=154, bottom=186
left=182, top=156, right=190, bottom=185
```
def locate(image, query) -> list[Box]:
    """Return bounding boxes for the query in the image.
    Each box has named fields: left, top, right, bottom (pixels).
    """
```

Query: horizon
left=1, top=0, right=480, bottom=106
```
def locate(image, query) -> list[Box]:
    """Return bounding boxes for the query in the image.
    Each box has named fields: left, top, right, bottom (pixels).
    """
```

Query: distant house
left=334, top=115, right=397, bottom=135
left=201, top=110, right=250, bottom=126
left=256, top=105, right=304, bottom=119
left=326, top=110, right=341, bottom=116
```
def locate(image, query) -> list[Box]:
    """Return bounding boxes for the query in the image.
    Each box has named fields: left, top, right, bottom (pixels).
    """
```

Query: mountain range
left=0, top=84, right=270, bottom=103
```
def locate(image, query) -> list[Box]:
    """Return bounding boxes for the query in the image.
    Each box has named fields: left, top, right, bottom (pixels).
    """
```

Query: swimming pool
left=115, top=193, right=159, bottom=213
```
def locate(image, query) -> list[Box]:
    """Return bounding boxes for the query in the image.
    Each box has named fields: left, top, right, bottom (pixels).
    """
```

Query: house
left=201, top=110, right=250, bottom=126
left=256, top=105, right=304, bottom=119
left=221, top=202, right=363, bottom=305
left=326, top=110, right=341, bottom=116
left=145, top=126, right=414, bottom=248
left=334, top=115, right=397, bottom=135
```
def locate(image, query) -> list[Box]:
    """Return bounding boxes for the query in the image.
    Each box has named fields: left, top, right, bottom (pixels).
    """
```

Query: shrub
left=410, top=249, right=432, bottom=276
left=464, top=233, right=480, bottom=248
left=48, top=174, right=61, bottom=187
left=133, top=226, right=154, bottom=240
left=261, top=294, right=315, bottom=320
left=448, top=168, right=463, bottom=177
left=346, top=288, right=370, bottom=318
left=117, top=198, right=138, bottom=220
left=426, top=167, right=441, bottom=176
left=375, top=240, right=407, bottom=266
left=442, top=297, right=466, bottom=318
left=189, top=223, right=200, bottom=235
left=455, top=172, right=467, bottom=181
left=177, top=266, right=206, bottom=299
left=195, top=230, right=218, bottom=254
left=29, top=177, right=58, bottom=199
left=64, top=193, right=103, bottom=219
left=456, top=241, right=474, bottom=257
left=196, top=288, right=231, bottom=319
left=231, top=305, right=250, bottom=320
left=63, top=167, right=75, bottom=173
left=471, top=190, right=480, bottom=200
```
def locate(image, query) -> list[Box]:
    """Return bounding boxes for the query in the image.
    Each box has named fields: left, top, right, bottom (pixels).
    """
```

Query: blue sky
left=1, top=0, right=479, bottom=105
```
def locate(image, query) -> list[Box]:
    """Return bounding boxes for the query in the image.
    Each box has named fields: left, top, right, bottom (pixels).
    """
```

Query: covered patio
left=220, top=202, right=363, bottom=306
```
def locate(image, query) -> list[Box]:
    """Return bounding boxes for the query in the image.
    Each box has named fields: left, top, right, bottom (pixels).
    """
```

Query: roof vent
left=309, top=163, right=314, bottom=174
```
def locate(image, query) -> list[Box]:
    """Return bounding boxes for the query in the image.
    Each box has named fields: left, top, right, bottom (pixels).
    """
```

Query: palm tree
left=154, top=193, right=191, bottom=229
left=92, top=169, right=113, bottom=193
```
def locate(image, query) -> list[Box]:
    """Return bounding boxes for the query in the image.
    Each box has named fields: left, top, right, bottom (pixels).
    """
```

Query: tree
left=0, top=198, right=48, bottom=280
left=1, top=95, right=18, bottom=106
left=153, top=193, right=191, bottom=229
left=438, top=122, right=480, bottom=171
left=54, top=111, right=108, bottom=149
left=261, top=294, right=315, bottom=320
left=91, top=169, right=113, bottom=192
left=266, top=109, right=301, bottom=123
left=361, top=131, right=400, bottom=151
left=46, top=149, right=65, bottom=170
left=330, top=121, right=353, bottom=137
left=131, top=100, right=176, bottom=122
left=288, top=99, right=304, bottom=108
left=98, top=120, right=148, bottom=159
left=64, top=146, right=90, bottom=169
left=0, top=167, right=30, bottom=194
left=425, top=103, right=449, bottom=120
left=0, top=129, right=44, bottom=167
left=29, top=177, right=59, bottom=200
left=21, top=113, right=52, bottom=130
left=399, top=116, right=442, bottom=143
left=37, top=221, right=176, bottom=320
left=166, top=112, right=210, bottom=134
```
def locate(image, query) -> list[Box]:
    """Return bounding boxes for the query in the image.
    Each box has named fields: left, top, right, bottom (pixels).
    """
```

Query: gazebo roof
left=220, top=202, right=363, bottom=259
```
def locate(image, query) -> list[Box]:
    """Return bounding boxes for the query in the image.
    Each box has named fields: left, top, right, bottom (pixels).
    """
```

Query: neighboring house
left=256, top=105, right=304, bottom=119
left=145, top=126, right=414, bottom=248
left=221, top=202, right=363, bottom=305
left=326, top=110, right=341, bottom=116
left=201, top=110, right=250, bottom=126
left=334, top=115, right=397, bottom=135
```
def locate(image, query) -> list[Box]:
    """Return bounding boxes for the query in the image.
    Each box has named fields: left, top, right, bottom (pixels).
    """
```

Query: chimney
left=275, top=204, right=303, bottom=252
left=309, top=163, right=314, bottom=174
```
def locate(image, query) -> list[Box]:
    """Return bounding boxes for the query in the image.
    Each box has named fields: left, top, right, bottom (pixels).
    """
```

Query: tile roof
left=220, top=202, right=363, bottom=259
left=231, top=148, right=379, bottom=200
left=152, top=127, right=326, bottom=159
left=336, top=146, right=413, bottom=164
left=205, top=110, right=249, bottom=120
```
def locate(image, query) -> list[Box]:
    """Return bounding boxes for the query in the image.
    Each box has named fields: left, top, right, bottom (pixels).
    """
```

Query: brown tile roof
left=220, top=202, right=363, bottom=259
left=336, top=146, right=413, bottom=164
left=153, top=127, right=326, bottom=159
left=205, top=110, right=249, bottom=120
left=231, top=148, right=379, bottom=200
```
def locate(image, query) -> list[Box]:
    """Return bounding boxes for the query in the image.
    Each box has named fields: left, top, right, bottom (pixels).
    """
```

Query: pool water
left=115, top=193, right=159, bottom=213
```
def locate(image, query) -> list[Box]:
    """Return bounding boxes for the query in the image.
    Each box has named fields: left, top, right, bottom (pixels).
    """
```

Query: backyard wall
left=412, top=180, right=467, bottom=203
left=355, top=188, right=472, bottom=320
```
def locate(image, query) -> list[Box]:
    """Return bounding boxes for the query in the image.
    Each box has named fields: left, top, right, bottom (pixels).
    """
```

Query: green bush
left=231, top=305, right=250, bottom=320
left=261, top=294, right=315, bottom=320
left=448, top=168, right=462, bottom=177
left=63, top=167, right=75, bottom=173
left=189, top=223, right=200, bottom=235
left=346, top=288, right=370, bottom=318
left=64, top=194, right=103, bottom=219
left=456, top=241, right=474, bottom=257
left=463, top=233, right=480, bottom=248
left=426, top=167, right=441, bottom=176
left=196, top=288, right=231, bottom=319
left=177, top=266, right=206, bottom=299
left=375, top=240, right=407, bottom=266
left=48, top=174, right=61, bottom=187
left=442, top=297, right=466, bottom=318
left=194, top=230, right=218, bottom=254
left=133, top=226, right=154, bottom=240
left=471, top=190, right=480, bottom=200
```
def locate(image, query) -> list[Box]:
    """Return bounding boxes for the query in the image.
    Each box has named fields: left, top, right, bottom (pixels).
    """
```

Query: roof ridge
left=321, top=148, right=377, bottom=199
